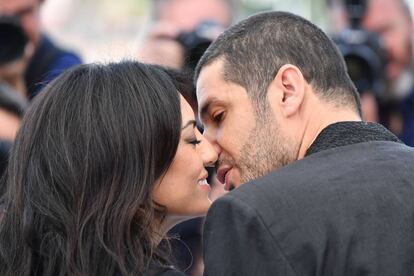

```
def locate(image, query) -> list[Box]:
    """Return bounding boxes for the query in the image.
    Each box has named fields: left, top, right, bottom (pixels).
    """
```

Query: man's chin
left=228, top=178, right=247, bottom=191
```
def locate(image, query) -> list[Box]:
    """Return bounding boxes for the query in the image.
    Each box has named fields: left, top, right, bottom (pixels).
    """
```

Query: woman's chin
left=185, top=199, right=212, bottom=218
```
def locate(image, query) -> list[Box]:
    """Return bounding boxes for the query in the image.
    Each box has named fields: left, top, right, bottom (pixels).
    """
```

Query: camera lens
left=345, top=55, right=373, bottom=93
left=0, top=16, right=28, bottom=65
left=176, top=21, right=224, bottom=70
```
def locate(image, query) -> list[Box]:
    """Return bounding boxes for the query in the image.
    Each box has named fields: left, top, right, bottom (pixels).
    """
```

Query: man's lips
left=216, top=165, right=231, bottom=186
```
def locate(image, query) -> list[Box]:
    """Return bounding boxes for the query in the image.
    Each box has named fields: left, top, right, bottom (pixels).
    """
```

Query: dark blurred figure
left=0, top=13, right=28, bottom=193
left=137, top=1, right=234, bottom=274
left=330, top=0, right=385, bottom=123
left=0, top=83, right=26, bottom=196
left=330, top=0, right=414, bottom=145
left=0, top=0, right=82, bottom=100
left=0, top=15, right=31, bottom=99
left=361, top=0, right=414, bottom=146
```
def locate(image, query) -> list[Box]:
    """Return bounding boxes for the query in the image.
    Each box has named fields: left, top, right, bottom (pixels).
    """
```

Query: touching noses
left=202, top=126, right=222, bottom=158
left=196, top=131, right=218, bottom=167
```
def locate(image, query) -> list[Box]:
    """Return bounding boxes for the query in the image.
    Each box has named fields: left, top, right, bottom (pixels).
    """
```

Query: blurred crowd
left=0, top=0, right=413, bottom=275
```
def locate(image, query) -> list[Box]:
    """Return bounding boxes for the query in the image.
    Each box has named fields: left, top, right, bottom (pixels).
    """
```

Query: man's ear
left=267, top=64, right=306, bottom=118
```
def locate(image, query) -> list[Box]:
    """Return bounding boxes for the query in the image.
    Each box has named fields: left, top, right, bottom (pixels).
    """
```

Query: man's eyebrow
left=181, top=120, right=197, bottom=130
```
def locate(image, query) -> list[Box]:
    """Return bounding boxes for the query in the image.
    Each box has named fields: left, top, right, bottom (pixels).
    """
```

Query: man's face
left=0, top=0, right=41, bottom=44
left=197, top=60, right=297, bottom=191
left=362, top=0, right=413, bottom=81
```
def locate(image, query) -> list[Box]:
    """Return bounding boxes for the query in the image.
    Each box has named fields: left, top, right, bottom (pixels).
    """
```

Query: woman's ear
left=267, top=64, right=306, bottom=118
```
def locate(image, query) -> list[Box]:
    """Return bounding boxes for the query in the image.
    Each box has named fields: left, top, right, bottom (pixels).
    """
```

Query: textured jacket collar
left=305, top=121, right=402, bottom=157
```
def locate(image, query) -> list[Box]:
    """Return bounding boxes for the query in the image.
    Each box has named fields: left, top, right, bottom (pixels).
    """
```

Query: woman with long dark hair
left=0, top=61, right=217, bottom=275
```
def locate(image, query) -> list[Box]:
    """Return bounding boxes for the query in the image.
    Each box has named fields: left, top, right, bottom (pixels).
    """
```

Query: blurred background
left=41, top=0, right=414, bottom=62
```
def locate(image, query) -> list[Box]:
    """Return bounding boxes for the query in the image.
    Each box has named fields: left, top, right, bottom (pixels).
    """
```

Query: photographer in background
left=330, top=0, right=414, bottom=145
left=0, top=0, right=82, bottom=100
left=137, top=0, right=233, bottom=70
left=0, top=83, right=27, bottom=195
left=136, top=1, right=234, bottom=275
left=331, top=0, right=387, bottom=123
left=361, top=0, right=414, bottom=146
left=0, top=15, right=28, bottom=195
left=0, top=15, right=31, bottom=98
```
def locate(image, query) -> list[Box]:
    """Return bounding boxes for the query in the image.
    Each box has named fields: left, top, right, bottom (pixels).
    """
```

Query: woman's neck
left=153, top=214, right=192, bottom=246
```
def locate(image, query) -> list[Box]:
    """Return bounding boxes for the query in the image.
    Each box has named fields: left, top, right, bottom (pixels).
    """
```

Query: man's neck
left=297, top=105, right=361, bottom=160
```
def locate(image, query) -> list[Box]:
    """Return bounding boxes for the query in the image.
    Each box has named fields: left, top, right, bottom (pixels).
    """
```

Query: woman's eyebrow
left=181, top=120, right=197, bottom=130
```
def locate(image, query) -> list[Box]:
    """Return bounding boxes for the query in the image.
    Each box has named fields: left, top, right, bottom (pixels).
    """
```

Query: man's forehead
left=196, top=86, right=213, bottom=117
left=196, top=69, right=222, bottom=110
left=196, top=59, right=225, bottom=91
left=196, top=64, right=224, bottom=121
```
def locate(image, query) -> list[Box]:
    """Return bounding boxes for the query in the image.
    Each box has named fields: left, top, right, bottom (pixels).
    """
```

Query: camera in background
left=176, top=21, right=225, bottom=71
left=332, top=0, right=387, bottom=98
left=0, top=15, right=28, bottom=66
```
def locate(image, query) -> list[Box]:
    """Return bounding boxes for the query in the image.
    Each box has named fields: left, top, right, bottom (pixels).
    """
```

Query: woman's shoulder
left=157, top=267, right=186, bottom=276
left=144, top=263, right=186, bottom=276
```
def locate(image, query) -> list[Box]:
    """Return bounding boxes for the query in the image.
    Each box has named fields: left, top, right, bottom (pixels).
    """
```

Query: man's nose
left=201, top=139, right=218, bottom=167
left=202, top=126, right=222, bottom=157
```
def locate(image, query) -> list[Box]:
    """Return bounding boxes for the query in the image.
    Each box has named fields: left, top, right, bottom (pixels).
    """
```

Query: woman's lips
left=198, top=173, right=211, bottom=191
left=224, top=170, right=232, bottom=191
left=198, top=179, right=211, bottom=191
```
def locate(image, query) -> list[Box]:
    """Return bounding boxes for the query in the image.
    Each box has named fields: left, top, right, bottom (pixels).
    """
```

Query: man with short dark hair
left=196, top=11, right=414, bottom=275
left=0, top=0, right=82, bottom=99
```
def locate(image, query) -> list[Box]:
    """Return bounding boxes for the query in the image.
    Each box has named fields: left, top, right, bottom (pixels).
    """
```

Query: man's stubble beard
left=237, top=107, right=299, bottom=184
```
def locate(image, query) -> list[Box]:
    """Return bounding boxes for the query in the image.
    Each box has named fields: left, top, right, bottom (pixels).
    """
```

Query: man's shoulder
left=205, top=141, right=414, bottom=275
left=235, top=140, right=413, bottom=194
left=213, top=140, right=414, bottom=222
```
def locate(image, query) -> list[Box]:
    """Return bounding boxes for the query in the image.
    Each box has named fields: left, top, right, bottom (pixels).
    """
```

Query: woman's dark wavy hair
left=0, top=61, right=182, bottom=275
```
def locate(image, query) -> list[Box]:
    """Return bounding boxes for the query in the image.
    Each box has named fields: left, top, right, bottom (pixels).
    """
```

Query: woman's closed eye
left=187, top=137, right=201, bottom=146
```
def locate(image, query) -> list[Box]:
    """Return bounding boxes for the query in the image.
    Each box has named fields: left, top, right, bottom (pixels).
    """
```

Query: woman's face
left=152, top=96, right=218, bottom=218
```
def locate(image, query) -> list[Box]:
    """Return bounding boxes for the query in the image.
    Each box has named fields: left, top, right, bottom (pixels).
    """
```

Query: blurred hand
left=360, top=92, right=379, bottom=122
left=0, top=42, right=34, bottom=99
left=0, top=107, right=20, bottom=140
